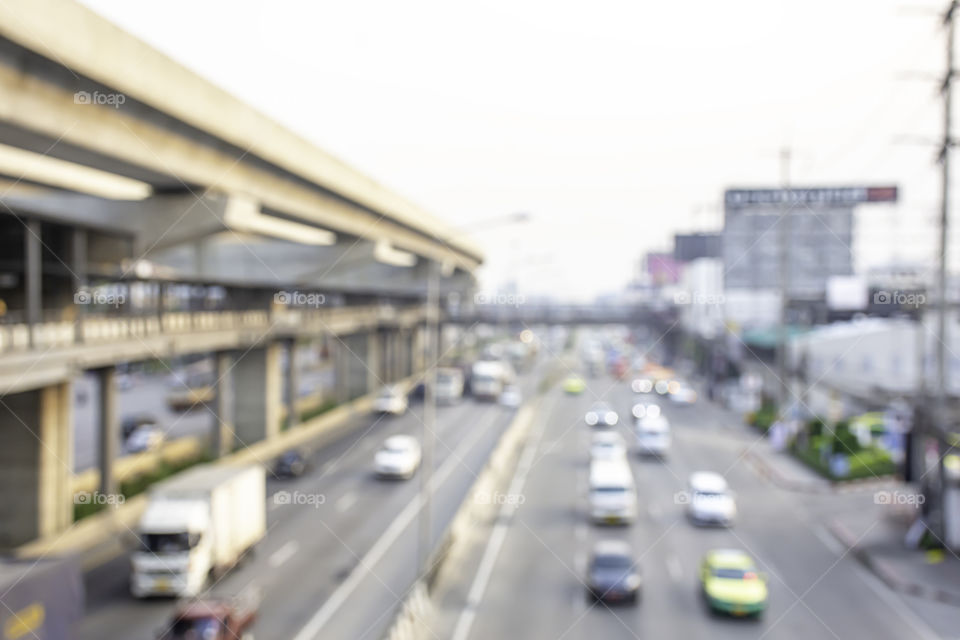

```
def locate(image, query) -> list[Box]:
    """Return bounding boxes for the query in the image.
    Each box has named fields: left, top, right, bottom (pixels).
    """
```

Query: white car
left=374, top=435, right=422, bottom=479
left=585, top=403, right=619, bottom=427
left=373, top=385, right=409, bottom=415
left=591, top=431, right=627, bottom=461
left=686, top=472, right=736, bottom=526
left=635, top=413, right=670, bottom=457
left=499, top=384, right=522, bottom=408
left=669, top=382, right=698, bottom=405
left=125, top=426, right=165, bottom=454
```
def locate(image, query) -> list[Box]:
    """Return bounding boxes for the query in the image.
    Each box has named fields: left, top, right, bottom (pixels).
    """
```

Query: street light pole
left=776, top=147, right=792, bottom=416
left=417, top=258, right=439, bottom=575
left=415, top=212, right=531, bottom=576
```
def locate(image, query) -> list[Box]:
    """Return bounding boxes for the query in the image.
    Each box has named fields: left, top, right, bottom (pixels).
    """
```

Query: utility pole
left=776, top=147, right=792, bottom=416
left=928, top=0, right=957, bottom=544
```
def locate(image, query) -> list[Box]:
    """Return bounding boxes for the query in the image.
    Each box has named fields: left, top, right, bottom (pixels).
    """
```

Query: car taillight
left=743, top=571, right=758, bottom=580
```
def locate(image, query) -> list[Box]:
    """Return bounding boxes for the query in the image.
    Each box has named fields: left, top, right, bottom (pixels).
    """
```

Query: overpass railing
left=0, top=305, right=423, bottom=355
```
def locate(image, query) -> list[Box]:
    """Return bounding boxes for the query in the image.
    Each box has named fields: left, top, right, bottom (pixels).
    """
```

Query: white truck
left=470, top=360, right=515, bottom=401
left=130, top=464, right=266, bottom=598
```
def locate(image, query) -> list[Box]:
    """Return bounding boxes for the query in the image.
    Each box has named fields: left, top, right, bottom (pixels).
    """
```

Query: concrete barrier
left=382, top=394, right=543, bottom=640
left=70, top=436, right=207, bottom=496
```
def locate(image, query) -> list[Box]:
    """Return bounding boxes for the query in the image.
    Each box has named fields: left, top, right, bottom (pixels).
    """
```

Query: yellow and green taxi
left=563, top=375, right=586, bottom=395
left=699, top=549, right=768, bottom=618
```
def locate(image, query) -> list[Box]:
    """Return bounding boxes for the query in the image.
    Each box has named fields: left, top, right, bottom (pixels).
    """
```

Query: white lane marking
left=666, top=553, right=683, bottom=583
left=292, top=407, right=504, bottom=640
left=450, top=396, right=555, bottom=640
left=813, top=525, right=846, bottom=556
left=574, top=522, right=587, bottom=542
left=574, top=550, right=586, bottom=575
left=647, top=502, right=662, bottom=521
left=268, top=540, right=299, bottom=569
left=336, top=492, right=357, bottom=513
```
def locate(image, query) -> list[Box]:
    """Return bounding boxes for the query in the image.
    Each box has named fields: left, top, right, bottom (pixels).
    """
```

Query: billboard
left=725, top=186, right=898, bottom=208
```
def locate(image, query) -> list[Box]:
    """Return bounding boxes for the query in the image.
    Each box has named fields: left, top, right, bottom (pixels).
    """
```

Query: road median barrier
left=382, top=359, right=566, bottom=640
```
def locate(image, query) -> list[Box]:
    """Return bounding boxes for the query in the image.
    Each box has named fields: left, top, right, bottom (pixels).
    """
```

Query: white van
left=588, top=460, right=637, bottom=525
left=635, top=413, right=671, bottom=457
left=436, top=367, right=465, bottom=404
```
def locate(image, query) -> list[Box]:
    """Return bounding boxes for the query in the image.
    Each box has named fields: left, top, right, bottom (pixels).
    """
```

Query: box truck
left=131, top=464, right=266, bottom=598
left=0, top=557, right=83, bottom=640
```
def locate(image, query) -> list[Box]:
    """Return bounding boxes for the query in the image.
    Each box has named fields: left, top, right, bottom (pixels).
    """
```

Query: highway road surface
left=78, top=359, right=547, bottom=640
left=436, top=373, right=956, bottom=640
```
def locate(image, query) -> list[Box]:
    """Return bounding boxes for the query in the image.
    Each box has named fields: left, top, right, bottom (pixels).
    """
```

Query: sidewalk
left=830, top=504, right=960, bottom=607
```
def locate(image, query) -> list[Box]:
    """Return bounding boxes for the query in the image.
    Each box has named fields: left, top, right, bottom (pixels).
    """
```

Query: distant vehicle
left=157, top=594, right=258, bottom=640
left=591, top=431, right=627, bottom=461
left=499, top=384, right=522, bottom=408
left=471, top=360, right=515, bottom=400
left=125, top=425, right=165, bottom=454
left=273, top=450, right=308, bottom=478
left=687, top=472, right=736, bottom=526
left=562, top=375, right=586, bottom=395
left=122, top=413, right=158, bottom=439
left=373, top=385, right=409, bottom=415
left=699, top=549, right=768, bottom=618
left=166, top=372, right=215, bottom=411
left=669, top=381, right=698, bottom=405
left=609, top=358, right=628, bottom=380
left=131, top=464, right=266, bottom=597
left=635, top=413, right=671, bottom=457
left=588, top=459, right=637, bottom=524
left=0, top=557, right=84, bottom=640
left=374, top=435, right=422, bottom=479
left=585, top=402, right=618, bottom=427
left=436, top=367, right=465, bottom=404
left=586, top=540, right=641, bottom=604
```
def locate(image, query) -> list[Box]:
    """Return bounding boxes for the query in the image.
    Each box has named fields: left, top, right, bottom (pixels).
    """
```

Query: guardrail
left=0, top=305, right=423, bottom=354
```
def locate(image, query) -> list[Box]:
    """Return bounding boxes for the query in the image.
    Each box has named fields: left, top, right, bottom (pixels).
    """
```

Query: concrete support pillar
left=232, top=343, right=282, bottom=446
left=367, top=331, right=382, bottom=393
left=341, top=333, right=369, bottom=400
left=285, top=339, right=299, bottom=428
left=25, top=219, right=41, bottom=348
left=212, top=352, right=234, bottom=457
left=72, top=228, right=87, bottom=344
left=332, top=336, right=348, bottom=404
left=0, top=383, right=74, bottom=547
left=96, top=366, right=118, bottom=499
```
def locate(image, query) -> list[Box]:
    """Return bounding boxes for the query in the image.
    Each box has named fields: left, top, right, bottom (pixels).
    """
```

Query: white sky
left=81, top=0, right=955, bottom=300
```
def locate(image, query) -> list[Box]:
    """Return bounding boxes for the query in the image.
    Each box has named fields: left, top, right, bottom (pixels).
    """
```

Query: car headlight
left=605, top=412, right=618, bottom=425
left=632, top=404, right=646, bottom=418
left=586, top=412, right=598, bottom=425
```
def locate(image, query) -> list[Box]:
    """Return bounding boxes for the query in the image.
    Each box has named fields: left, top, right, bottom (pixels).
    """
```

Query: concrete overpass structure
left=0, top=0, right=480, bottom=548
